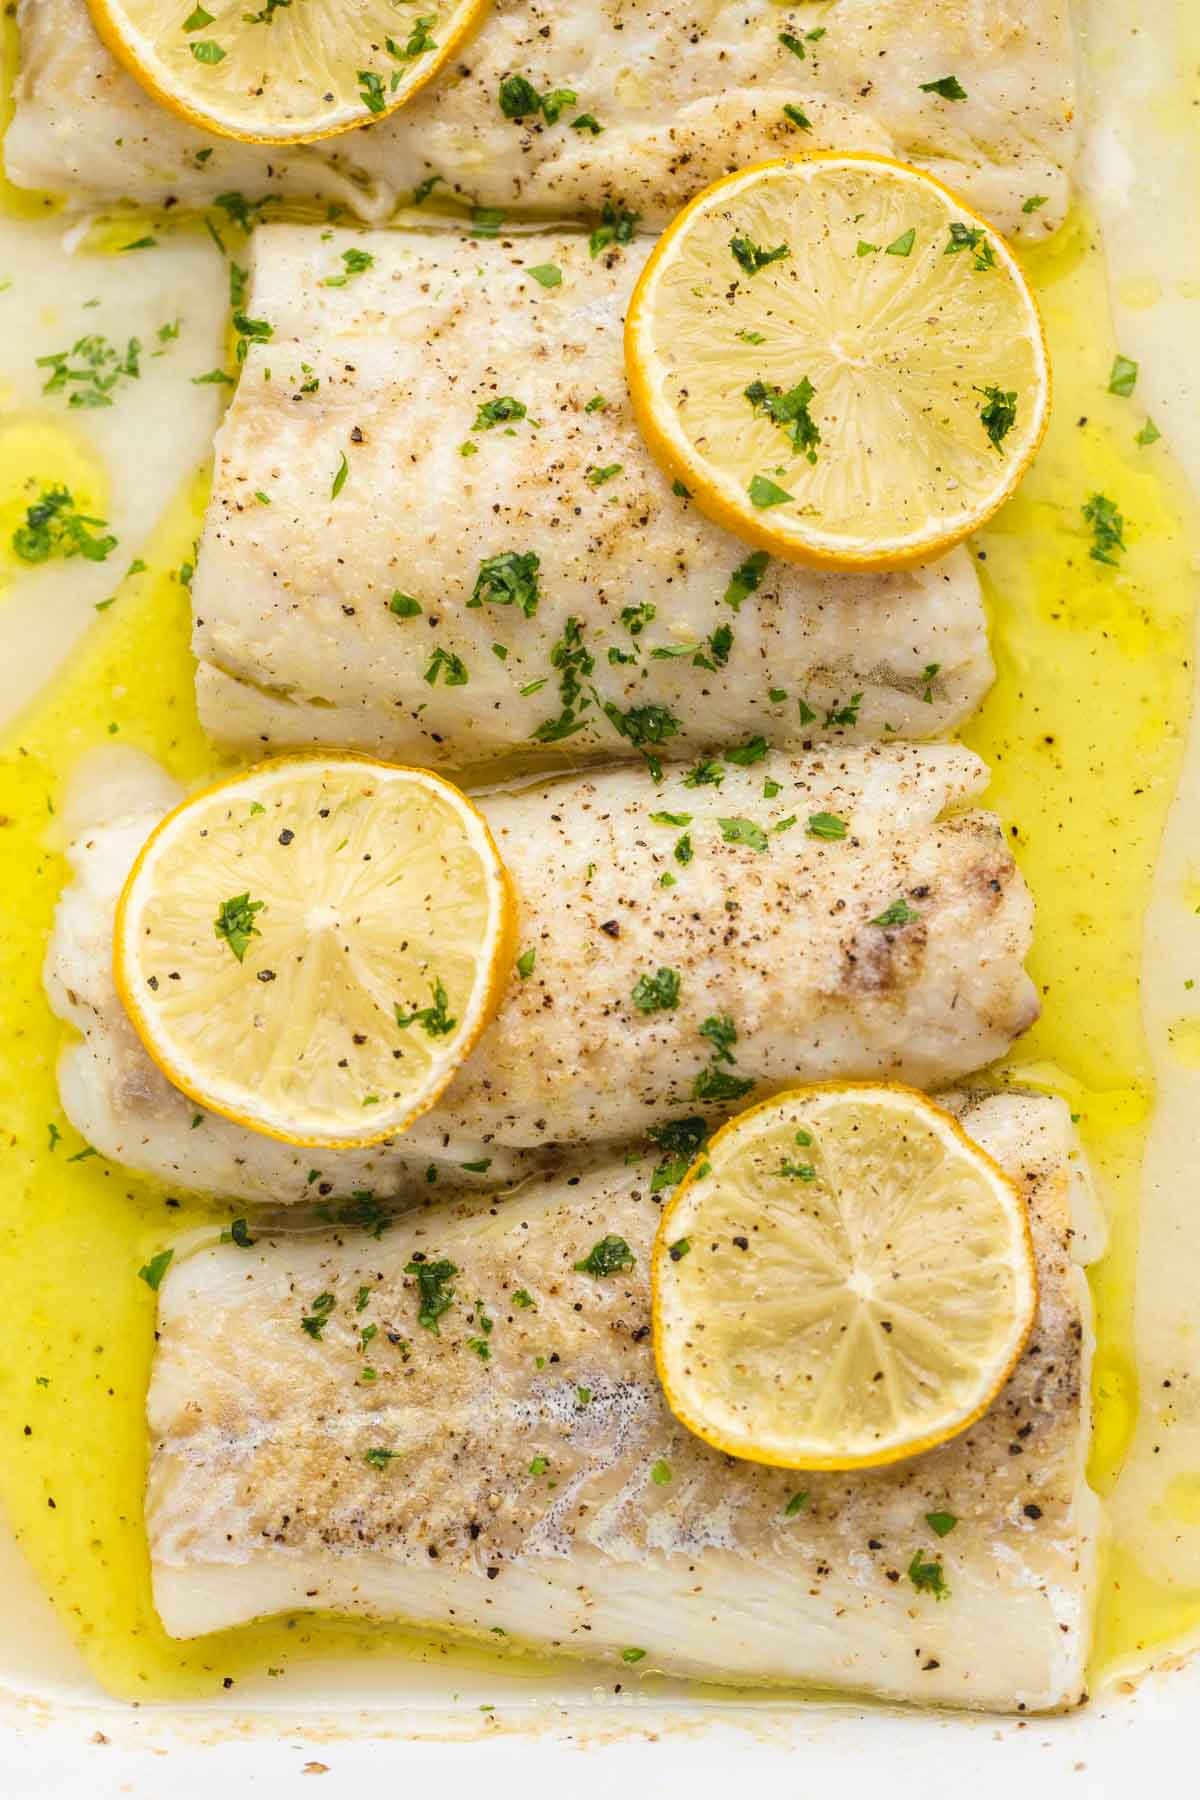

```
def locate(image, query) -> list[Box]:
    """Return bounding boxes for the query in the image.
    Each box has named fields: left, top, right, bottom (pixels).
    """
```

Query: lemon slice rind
left=626, top=154, right=1051, bottom=571
left=113, top=754, right=515, bottom=1150
left=87, top=0, right=485, bottom=144
left=652, top=1083, right=1038, bottom=1471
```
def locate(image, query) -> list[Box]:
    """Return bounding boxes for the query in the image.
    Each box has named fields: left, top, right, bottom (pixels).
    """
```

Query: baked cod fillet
left=147, top=1091, right=1103, bottom=1712
left=192, top=228, right=992, bottom=769
left=46, top=742, right=1037, bottom=1200
left=8, top=0, right=1076, bottom=236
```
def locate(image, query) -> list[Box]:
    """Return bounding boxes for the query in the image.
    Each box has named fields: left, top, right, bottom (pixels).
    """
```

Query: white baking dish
left=2, top=0, right=1199, bottom=1790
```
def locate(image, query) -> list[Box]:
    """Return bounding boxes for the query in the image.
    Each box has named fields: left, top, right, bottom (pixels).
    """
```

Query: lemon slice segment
left=652, top=1084, right=1038, bottom=1470
left=87, top=0, right=483, bottom=143
left=626, top=154, right=1050, bottom=570
left=113, top=755, right=515, bottom=1148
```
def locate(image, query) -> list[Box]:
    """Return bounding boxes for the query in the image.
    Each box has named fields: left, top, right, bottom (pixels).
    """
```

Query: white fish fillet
left=147, top=1090, right=1103, bottom=1712
left=8, top=0, right=1076, bottom=240
left=46, top=742, right=1037, bottom=1200
left=193, top=228, right=992, bottom=768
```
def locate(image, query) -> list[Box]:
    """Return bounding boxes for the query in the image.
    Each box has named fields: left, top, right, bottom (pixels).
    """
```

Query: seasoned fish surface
left=147, top=1092, right=1101, bottom=1712
left=194, top=229, right=992, bottom=767
left=9, top=0, right=1076, bottom=238
left=46, top=744, right=1037, bottom=1199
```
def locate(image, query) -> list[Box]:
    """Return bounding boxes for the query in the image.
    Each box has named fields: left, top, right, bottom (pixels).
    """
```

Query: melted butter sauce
left=0, top=133, right=1198, bottom=1700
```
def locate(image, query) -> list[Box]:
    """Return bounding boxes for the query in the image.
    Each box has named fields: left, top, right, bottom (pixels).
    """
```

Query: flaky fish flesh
left=9, top=0, right=1076, bottom=236
left=147, top=1090, right=1102, bottom=1712
left=46, top=743, right=1037, bottom=1200
left=192, top=228, right=992, bottom=768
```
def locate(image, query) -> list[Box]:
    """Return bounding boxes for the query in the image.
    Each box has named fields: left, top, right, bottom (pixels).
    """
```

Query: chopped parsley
left=650, top=810, right=691, bottom=827
left=782, top=102, right=811, bottom=131
left=778, top=30, right=806, bottom=57
left=730, top=235, right=790, bottom=276
left=621, top=1647, right=647, bottom=1664
left=37, top=334, right=140, bottom=408
left=589, top=199, right=640, bottom=257
left=512, top=1288, right=536, bottom=1309
left=214, top=891, right=264, bottom=962
left=778, top=1159, right=815, bottom=1180
left=824, top=692, right=862, bottom=729
left=1083, top=492, right=1126, bottom=565
left=473, top=395, right=528, bottom=430
left=389, top=591, right=422, bottom=618
left=12, top=487, right=116, bottom=564
left=977, top=385, right=1017, bottom=453
left=920, top=75, right=968, bottom=101
left=650, top=1460, right=672, bottom=1485
left=925, top=1511, right=958, bottom=1538
left=357, top=69, right=387, bottom=113
left=631, top=967, right=681, bottom=1013
left=498, top=74, right=575, bottom=122
left=573, top=1234, right=636, bottom=1277
left=718, top=816, right=769, bottom=852
left=908, top=1550, right=949, bottom=1598
left=945, top=222, right=995, bottom=271
left=1108, top=355, right=1138, bottom=398
left=683, top=758, right=723, bottom=789
left=1135, top=419, right=1161, bottom=447
left=424, top=646, right=469, bottom=686
left=668, top=1237, right=691, bottom=1260
left=724, top=550, right=770, bottom=611
left=587, top=462, right=623, bottom=486
left=1022, top=194, right=1049, bottom=213
left=516, top=947, right=537, bottom=978
left=596, top=697, right=681, bottom=777
left=748, top=474, right=793, bottom=508
left=365, top=1447, right=400, bottom=1469
left=806, top=811, right=848, bottom=840
left=885, top=228, right=916, bottom=258
left=394, top=979, right=457, bottom=1037
left=323, top=247, right=374, bottom=287
left=472, top=549, right=541, bottom=616
left=784, top=1490, right=809, bottom=1517
left=744, top=376, right=820, bottom=463
left=719, top=745, right=766, bottom=782
left=190, top=38, right=226, bottom=61
left=300, top=1291, right=335, bottom=1339
left=648, top=1115, right=708, bottom=1191
left=138, top=1248, right=174, bottom=1291
left=693, top=1065, right=754, bottom=1103
left=405, top=1256, right=458, bottom=1332
left=869, top=897, right=920, bottom=929
left=533, top=615, right=595, bottom=742
left=527, top=263, right=562, bottom=288
left=700, top=1015, right=737, bottom=1062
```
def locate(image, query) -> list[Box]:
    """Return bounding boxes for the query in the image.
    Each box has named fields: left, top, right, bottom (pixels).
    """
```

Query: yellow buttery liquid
left=0, top=197, right=1197, bottom=1700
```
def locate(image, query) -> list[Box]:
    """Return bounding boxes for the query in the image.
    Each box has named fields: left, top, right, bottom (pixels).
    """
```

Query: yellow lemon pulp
left=626, top=154, right=1050, bottom=569
left=87, top=0, right=485, bottom=142
left=114, top=754, right=515, bottom=1147
left=653, top=1085, right=1037, bottom=1471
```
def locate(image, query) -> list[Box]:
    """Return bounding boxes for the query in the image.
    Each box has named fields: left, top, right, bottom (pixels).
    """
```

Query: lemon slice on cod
left=113, top=755, right=515, bottom=1148
left=626, top=154, right=1051, bottom=570
left=652, top=1084, right=1038, bottom=1470
left=87, top=0, right=484, bottom=143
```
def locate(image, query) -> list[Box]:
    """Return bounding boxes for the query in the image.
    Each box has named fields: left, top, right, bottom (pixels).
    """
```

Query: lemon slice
left=626, top=154, right=1051, bottom=569
left=87, top=0, right=483, bottom=143
left=113, top=755, right=514, bottom=1148
left=652, top=1084, right=1037, bottom=1470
